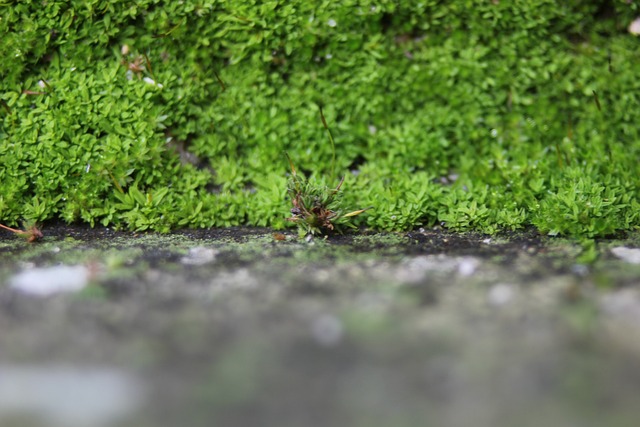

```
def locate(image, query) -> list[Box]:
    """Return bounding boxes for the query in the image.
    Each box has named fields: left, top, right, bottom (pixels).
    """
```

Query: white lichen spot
left=143, top=77, right=163, bottom=88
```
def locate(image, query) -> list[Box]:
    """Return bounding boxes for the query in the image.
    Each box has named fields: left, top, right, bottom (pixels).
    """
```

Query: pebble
left=610, top=246, right=640, bottom=264
left=9, top=265, right=90, bottom=297
left=180, top=247, right=219, bottom=265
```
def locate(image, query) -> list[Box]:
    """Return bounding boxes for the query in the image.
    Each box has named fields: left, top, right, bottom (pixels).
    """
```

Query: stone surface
left=1, top=226, right=640, bottom=427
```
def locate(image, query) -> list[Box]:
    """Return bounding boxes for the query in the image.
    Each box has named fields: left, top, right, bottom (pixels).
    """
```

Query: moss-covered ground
left=3, top=227, right=640, bottom=426
left=2, top=1, right=640, bottom=236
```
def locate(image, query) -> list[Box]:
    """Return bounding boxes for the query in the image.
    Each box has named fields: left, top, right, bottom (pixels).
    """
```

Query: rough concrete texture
left=1, top=226, right=640, bottom=427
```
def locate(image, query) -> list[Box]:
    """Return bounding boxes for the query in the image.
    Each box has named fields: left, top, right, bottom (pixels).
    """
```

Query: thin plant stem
left=319, top=106, right=337, bottom=184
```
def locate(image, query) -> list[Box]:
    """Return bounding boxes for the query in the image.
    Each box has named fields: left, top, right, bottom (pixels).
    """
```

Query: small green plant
left=285, top=108, right=371, bottom=236
left=285, top=155, right=370, bottom=235
left=0, top=222, right=43, bottom=243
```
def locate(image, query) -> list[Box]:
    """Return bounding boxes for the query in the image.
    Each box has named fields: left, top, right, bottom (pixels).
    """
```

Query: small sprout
left=285, top=108, right=371, bottom=236
left=0, top=222, right=43, bottom=243
left=285, top=157, right=371, bottom=235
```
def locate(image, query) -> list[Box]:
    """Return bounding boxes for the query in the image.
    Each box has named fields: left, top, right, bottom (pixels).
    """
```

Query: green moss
left=352, top=233, right=409, bottom=246
left=2, top=1, right=640, bottom=236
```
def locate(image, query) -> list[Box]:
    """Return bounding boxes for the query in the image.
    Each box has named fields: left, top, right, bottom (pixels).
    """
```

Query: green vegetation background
left=1, top=0, right=640, bottom=236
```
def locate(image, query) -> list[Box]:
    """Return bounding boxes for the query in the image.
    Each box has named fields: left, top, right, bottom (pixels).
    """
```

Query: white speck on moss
left=629, top=17, right=640, bottom=35
left=143, top=77, right=163, bottom=88
left=328, top=19, right=337, bottom=27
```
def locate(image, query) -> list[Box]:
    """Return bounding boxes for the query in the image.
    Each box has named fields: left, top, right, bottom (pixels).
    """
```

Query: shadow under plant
left=2, top=226, right=640, bottom=427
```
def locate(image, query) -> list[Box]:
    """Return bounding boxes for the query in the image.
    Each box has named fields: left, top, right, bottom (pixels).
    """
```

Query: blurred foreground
left=1, top=227, right=640, bottom=427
